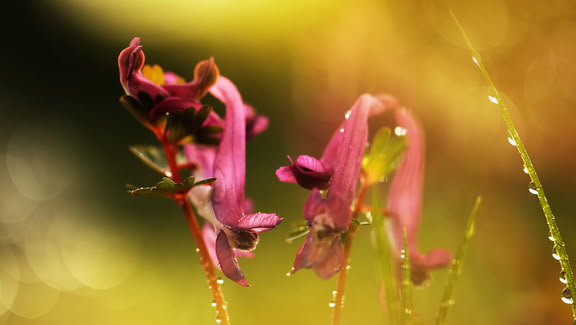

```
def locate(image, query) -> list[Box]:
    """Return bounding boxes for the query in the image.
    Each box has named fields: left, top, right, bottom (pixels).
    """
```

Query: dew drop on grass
left=472, top=56, right=480, bottom=66
left=507, top=137, right=517, bottom=146
left=560, top=270, right=568, bottom=284
left=523, top=166, right=529, bottom=174
left=548, top=231, right=555, bottom=242
left=552, top=245, right=561, bottom=261
left=562, top=287, right=573, bottom=304
left=488, top=95, right=498, bottom=104
left=528, top=181, right=538, bottom=195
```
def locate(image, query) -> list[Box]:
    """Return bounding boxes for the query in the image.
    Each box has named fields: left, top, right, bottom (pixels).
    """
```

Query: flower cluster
left=118, top=38, right=282, bottom=286
left=118, top=37, right=450, bottom=289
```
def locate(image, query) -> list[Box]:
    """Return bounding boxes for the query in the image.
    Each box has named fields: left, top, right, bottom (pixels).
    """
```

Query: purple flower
left=118, top=38, right=268, bottom=139
left=278, top=94, right=395, bottom=279
left=187, top=77, right=282, bottom=286
left=386, top=108, right=452, bottom=285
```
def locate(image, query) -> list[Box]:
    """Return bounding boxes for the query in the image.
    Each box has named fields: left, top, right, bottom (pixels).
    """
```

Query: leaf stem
left=331, top=177, right=370, bottom=325
left=452, top=11, right=576, bottom=323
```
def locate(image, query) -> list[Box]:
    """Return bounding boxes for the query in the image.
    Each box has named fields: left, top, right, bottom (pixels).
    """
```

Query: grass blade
left=436, top=196, right=482, bottom=325
left=451, top=12, right=576, bottom=323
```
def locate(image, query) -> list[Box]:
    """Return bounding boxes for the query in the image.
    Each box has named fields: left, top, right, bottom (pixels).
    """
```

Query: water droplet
left=400, top=249, right=406, bottom=259
left=211, top=300, right=217, bottom=307
left=560, top=270, right=568, bottom=284
left=488, top=95, right=498, bottom=104
left=339, top=128, right=344, bottom=133
left=548, top=231, right=555, bottom=242
left=528, top=181, right=538, bottom=195
left=328, top=301, right=336, bottom=308
left=523, top=166, right=529, bottom=174
left=216, top=315, right=222, bottom=324
left=472, top=56, right=479, bottom=66
left=344, top=110, right=351, bottom=119
left=562, top=287, right=573, bottom=304
left=552, top=245, right=561, bottom=261
left=217, top=277, right=224, bottom=284
left=195, top=248, right=200, bottom=253
left=346, top=265, right=351, bottom=270
left=394, top=126, right=407, bottom=136
left=507, top=137, right=517, bottom=146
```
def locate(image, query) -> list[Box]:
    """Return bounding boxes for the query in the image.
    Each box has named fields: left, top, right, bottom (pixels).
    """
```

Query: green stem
left=371, top=185, right=400, bottom=324
left=452, top=12, right=576, bottom=323
left=400, top=228, right=412, bottom=325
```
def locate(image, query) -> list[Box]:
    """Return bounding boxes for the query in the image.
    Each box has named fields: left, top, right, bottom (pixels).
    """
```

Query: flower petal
left=118, top=37, right=169, bottom=99
left=163, top=58, right=220, bottom=101
left=215, top=231, right=249, bottom=287
left=211, top=77, right=247, bottom=227
left=237, top=213, right=283, bottom=233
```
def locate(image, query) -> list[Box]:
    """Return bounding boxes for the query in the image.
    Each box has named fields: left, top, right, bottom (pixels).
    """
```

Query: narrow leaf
left=452, top=12, right=576, bottom=323
left=436, top=195, right=481, bottom=325
left=128, top=176, right=213, bottom=199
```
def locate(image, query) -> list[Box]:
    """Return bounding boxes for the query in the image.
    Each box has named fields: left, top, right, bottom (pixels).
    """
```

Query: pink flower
left=277, top=94, right=395, bottom=279
left=187, top=77, right=282, bottom=286
left=386, top=108, right=452, bottom=285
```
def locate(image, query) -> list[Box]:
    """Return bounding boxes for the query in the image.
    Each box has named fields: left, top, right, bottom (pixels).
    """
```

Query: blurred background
left=1, top=0, right=575, bottom=324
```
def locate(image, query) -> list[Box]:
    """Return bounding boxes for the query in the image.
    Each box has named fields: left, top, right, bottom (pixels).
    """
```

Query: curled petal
left=163, top=58, right=220, bottom=101
left=237, top=213, right=283, bottom=233
left=215, top=231, right=249, bottom=287
left=118, top=37, right=169, bottom=99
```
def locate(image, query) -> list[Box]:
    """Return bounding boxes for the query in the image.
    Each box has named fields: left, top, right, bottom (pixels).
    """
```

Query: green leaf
left=119, top=95, right=152, bottom=128
left=129, top=145, right=188, bottom=176
left=162, top=106, right=223, bottom=145
left=128, top=176, right=214, bottom=198
left=363, top=127, right=407, bottom=185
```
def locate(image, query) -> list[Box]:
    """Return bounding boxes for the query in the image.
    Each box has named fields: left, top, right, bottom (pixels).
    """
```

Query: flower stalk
left=331, top=176, right=370, bottom=325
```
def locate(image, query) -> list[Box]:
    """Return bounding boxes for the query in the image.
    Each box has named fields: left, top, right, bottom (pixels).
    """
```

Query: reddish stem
left=161, top=135, right=230, bottom=325
left=331, top=176, right=369, bottom=325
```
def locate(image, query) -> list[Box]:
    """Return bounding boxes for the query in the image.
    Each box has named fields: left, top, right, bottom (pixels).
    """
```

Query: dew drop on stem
left=528, top=181, right=538, bottom=195
left=507, top=136, right=517, bottom=146
left=548, top=231, right=555, bottom=242
left=488, top=95, right=498, bottom=104
left=562, top=287, right=573, bottom=304
left=560, top=269, right=568, bottom=284
left=552, top=245, right=561, bottom=261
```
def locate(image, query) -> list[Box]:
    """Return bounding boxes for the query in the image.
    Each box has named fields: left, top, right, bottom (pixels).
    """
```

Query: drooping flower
left=386, top=108, right=452, bottom=285
left=187, top=77, right=282, bottom=286
left=277, top=94, right=395, bottom=279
